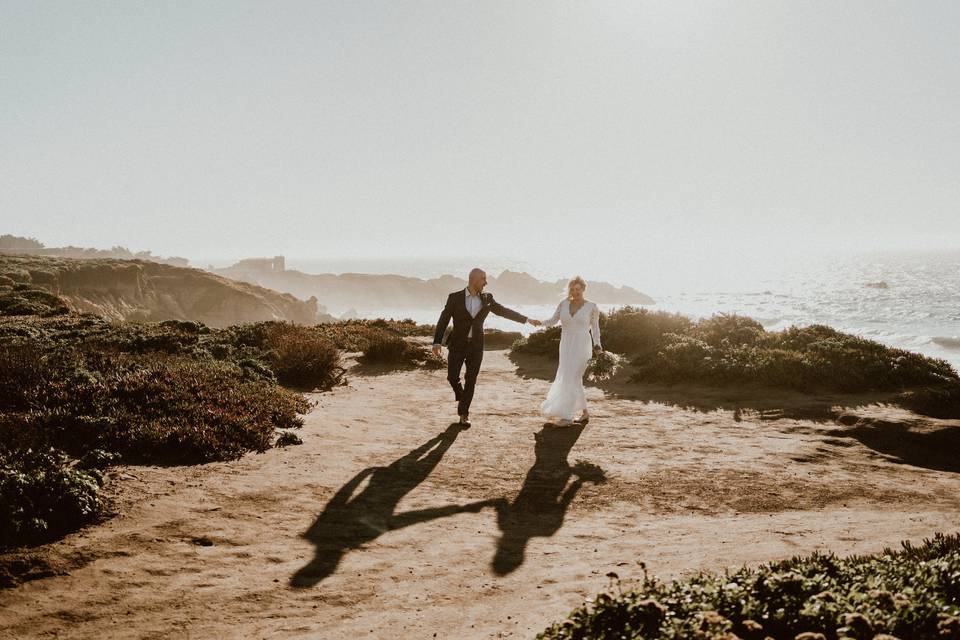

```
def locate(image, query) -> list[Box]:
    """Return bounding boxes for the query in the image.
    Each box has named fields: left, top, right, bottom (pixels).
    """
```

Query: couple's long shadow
left=291, top=423, right=497, bottom=588
left=491, top=423, right=606, bottom=575
left=291, top=423, right=603, bottom=587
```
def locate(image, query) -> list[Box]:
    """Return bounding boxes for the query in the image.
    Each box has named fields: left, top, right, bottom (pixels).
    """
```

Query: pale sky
left=2, top=1, right=958, bottom=282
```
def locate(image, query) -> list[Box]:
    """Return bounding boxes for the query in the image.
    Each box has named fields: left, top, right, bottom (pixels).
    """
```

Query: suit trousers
left=447, top=339, right=483, bottom=416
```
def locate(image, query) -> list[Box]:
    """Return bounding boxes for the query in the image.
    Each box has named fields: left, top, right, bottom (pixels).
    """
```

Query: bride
left=538, top=276, right=603, bottom=426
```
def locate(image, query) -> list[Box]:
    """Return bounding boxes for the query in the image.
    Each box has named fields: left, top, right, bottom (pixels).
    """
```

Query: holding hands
left=527, top=318, right=542, bottom=327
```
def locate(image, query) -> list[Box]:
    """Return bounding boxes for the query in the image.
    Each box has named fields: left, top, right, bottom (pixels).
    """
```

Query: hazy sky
left=2, top=1, right=958, bottom=282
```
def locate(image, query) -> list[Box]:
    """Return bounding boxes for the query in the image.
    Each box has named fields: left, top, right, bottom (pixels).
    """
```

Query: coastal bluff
left=0, top=254, right=330, bottom=327
left=214, top=259, right=655, bottom=313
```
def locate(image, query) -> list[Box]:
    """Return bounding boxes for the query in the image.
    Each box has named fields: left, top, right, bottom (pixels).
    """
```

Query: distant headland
left=1, top=236, right=655, bottom=320
left=213, top=256, right=655, bottom=313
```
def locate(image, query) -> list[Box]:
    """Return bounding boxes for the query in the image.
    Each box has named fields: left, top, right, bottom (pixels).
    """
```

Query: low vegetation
left=360, top=331, right=444, bottom=368
left=538, top=532, right=960, bottom=640
left=0, top=306, right=434, bottom=549
left=511, top=307, right=960, bottom=415
left=311, top=318, right=434, bottom=352
left=0, top=282, right=70, bottom=318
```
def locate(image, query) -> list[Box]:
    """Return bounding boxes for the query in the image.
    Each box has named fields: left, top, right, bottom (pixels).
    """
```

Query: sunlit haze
left=3, top=1, right=959, bottom=291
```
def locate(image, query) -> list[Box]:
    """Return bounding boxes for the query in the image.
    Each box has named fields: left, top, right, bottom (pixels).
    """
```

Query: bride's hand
left=528, top=318, right=542, bottom=327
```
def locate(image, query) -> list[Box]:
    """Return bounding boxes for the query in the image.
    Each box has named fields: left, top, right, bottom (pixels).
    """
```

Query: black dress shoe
left=458, top=415, right=471, bottom=429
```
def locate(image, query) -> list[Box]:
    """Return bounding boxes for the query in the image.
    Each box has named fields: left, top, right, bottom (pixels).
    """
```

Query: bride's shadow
left=291, top=423, right=499, bottom=588
left=489, top=424, right=606, bottom=575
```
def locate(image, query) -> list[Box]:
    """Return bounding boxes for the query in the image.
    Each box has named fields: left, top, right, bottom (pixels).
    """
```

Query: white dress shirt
left=465, top=288, right=481, bottom=338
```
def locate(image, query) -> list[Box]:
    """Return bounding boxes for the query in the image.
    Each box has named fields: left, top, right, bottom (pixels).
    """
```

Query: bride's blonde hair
left=567, top=276, right=587, bottom=299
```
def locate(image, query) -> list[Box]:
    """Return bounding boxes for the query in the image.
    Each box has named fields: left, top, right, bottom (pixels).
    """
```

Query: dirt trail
left=2, top=350, right=960, bottom=639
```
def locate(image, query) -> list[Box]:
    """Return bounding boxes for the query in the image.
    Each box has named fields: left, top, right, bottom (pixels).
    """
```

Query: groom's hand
left=528, top=318, right=542, bottom=326
left=432, top=344, right=442, bottom=357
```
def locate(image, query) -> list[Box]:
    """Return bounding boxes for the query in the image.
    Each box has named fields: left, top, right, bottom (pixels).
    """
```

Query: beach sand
left=2, top=348, right=959, bottom=639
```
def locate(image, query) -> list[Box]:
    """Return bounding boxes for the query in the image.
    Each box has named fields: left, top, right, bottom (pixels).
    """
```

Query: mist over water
left=287, top=248, right=960, bottom=372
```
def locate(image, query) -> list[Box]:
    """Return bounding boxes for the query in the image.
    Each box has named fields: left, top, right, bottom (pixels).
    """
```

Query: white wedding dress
left=540, top=299, right=602, bottom=422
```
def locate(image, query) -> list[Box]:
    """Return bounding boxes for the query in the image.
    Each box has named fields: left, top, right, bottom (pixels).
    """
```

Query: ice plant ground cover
left=538, top=532, right=960, bottom=640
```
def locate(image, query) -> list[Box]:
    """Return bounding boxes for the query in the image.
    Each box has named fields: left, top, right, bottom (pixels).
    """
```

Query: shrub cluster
left=0, top=282, right=70, bottom=317
left=312, top=318, right=434, bottom=352
left=0, top=312, right=444, bottom=548
left=360, top=331, right=444, bottom=369
left=512, top=326, right=562, bottom=357
left=511, top=308, right=960, bottom=409
left=0, top=338, right=310, bottom=548
left=0, top=315, right=338, bottom=549
left=0, top=448, right=104, bottom=549
left=538, top=532, right=960, bottom=640
left=633, top=319, right=957, bottom=394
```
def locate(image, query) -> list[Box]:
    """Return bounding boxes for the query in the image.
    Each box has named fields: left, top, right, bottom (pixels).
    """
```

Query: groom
left=433, top=268, right=541, bottom=427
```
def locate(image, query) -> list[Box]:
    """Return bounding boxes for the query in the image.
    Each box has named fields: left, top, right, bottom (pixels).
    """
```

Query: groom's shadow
left=291, top=423, right=498, bottom=587
left=489, top=424, right=606, bottom=575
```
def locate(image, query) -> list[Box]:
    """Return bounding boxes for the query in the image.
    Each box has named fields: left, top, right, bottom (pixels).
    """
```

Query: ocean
left=286, top=249, right=960, bottom=373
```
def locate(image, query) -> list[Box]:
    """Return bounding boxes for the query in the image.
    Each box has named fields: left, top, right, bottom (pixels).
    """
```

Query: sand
left=2, top=348, right=960, bottom=639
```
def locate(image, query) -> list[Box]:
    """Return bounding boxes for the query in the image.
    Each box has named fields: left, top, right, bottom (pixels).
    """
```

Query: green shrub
left=0, top=346, right=309, bottom=464
left=360, top=332, right=442, bottom=369
left=0, top=449, right=102, bottom=549
left=0, top=286, right=70, bottom=317
left=689, top=313, right=765, bottom=348
left=261, top=323, right=344, bottom=389
left=0, top=313, right=326, bottom=548
left=538, top=532, right=960, bottom=640
left=312, top=319, right=434, bottom=352
left=483, top=329, right=523, bottom=350
left=512, top=326, right=562, bottom=357
left=275, top=431, right=303, bottom=447
left=898, top=385, right=960, bottom=419
left=511, top=307, right=960, bottom=413
left=631, top=324, right=958, bottom=395
left=601, top=306, right=693, bottom=356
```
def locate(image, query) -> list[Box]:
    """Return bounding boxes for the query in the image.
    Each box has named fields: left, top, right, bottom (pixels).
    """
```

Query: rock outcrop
left=0, top=255, right=331, bottom=327
left=214, top=261, right=654, bottom=312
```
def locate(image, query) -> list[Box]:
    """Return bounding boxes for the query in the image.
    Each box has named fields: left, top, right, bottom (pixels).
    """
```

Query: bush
left=538, top=532, right=960, bottom=640
left=0, top=346, right=309, bottom=464
left=0, top=286, right=70, bottom=317
left=261, top=323, right=344, bottom=389
left=312, top=319, right=434, bottom=352
left=0, top=313, right=324, bottom=548
left=483, top=329, right=523, bottom=350
left=601, top=307, right=693, bottom=356
left=0, top=449, right=102, bottom=549
left=360, top=332, right=442, bottom=369
left=512, top=326, right=562, bottom=358
left=510, top=307, right=960, bottom=412
left=689, top=313, right=765, bottom=348
left=898, top=385, right=960, bottom=419
left=275, top=431, right=303, bottom=447
left=630, top=324, right=959, bottom=395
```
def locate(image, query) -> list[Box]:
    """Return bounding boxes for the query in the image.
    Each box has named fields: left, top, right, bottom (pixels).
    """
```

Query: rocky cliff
left=214, top=263, right=654, bottom=313
left=0, top=255, right=331, bottom=327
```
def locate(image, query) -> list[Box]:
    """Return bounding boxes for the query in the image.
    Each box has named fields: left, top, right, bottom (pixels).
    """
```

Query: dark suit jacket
left=433, top=289, right=527, bottom=350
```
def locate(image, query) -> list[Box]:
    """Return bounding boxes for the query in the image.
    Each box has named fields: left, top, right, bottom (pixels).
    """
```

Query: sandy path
left=2, top=349, right=960, bottom=639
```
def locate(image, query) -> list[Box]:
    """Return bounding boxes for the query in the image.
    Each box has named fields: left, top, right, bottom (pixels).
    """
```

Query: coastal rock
left=0, top=255, right=332, bottom=327
left=214, top=259, right=655, bottom=311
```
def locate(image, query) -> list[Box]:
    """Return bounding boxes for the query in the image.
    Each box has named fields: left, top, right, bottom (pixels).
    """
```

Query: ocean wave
left=932, top=336, right=960, bottom=350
